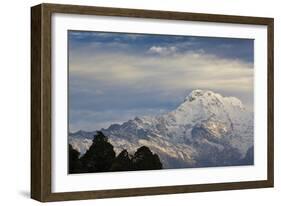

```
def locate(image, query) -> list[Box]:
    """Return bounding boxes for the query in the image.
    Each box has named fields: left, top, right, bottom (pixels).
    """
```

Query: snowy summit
left=69, top=89, right=254, bottom=168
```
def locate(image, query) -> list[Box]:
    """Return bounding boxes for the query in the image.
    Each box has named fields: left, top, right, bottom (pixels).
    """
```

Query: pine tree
left=68, top=144, right=82, bottom=173
left=110, top=149, right=133, bottom=171
left=132, top=146, right=162, bottom=170
left=81, top=131, right=116, bottom=172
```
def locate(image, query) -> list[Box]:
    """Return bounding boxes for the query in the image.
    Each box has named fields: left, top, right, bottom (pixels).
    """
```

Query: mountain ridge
left=69, top=89, right=253, bottom=168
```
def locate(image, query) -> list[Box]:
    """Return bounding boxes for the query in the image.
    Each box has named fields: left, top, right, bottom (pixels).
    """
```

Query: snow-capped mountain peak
left=183, top=89, right=244, bottom=110
left=69, top=89, right=253, bottom=169
left=166, top=90, right=245, bottom=129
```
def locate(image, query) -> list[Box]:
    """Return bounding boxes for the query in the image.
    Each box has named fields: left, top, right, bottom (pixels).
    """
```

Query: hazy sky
left=68, top=31, right=254, bottom=132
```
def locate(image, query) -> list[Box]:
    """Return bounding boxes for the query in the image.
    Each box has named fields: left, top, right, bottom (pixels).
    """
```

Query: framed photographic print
left=31, top=3, right=274, bottom=202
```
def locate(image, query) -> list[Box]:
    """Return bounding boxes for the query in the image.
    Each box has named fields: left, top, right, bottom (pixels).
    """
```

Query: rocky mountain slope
left=69, top=90, right=254, bottom=168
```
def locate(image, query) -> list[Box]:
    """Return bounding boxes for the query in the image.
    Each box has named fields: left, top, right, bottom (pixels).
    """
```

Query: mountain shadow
left=193, top=142, right=253, bottom=167
left=240, top=146, right=254, bottom=165
left=69, top=131, right=163, bottom=173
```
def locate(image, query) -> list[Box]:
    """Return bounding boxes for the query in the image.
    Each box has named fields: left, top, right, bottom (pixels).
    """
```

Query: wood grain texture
left=31, top=3, right=274, bottom=202
left=31, top=3, right=52, bottom=202
left=31, top=4, right=42, bottom=201
left=42, top=3, right=273, bottom=25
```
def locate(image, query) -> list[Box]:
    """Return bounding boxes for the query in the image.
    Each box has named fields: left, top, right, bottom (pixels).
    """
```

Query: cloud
left=69, top=31, right=146, bottom=43
left=68, top=33, right=254, bottom=131
left=148, top=46, right=177, bottom=55
left=69, top=50, right=253, bottom=94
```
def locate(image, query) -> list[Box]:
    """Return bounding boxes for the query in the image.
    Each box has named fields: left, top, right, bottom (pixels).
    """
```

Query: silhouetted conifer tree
left=81, top=131, right=116, bottom=172
left=72, top=132, right=163, bottom=173
left=132, top=146, right=162, bottom=170
left=68, top=144, right=83, bottom=173
left=110, top=149, right=133, bottom=171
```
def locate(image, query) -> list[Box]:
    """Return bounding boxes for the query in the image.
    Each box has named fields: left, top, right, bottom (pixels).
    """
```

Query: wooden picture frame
left=31, top=3, right=274, bottom=202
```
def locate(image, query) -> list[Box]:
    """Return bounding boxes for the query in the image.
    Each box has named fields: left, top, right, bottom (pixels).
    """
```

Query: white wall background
left=0, top=0, right=279, bottom=205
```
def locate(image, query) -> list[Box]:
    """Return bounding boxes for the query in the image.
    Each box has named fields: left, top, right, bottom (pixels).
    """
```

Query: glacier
left=69, top=89, right=254, bottom=169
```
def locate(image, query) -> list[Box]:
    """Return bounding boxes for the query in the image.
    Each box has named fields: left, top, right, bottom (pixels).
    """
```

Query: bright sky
left=68, top=31, right=254, bottom=132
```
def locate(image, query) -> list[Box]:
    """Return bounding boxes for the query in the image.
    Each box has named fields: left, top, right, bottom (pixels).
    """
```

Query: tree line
left=69, top=131, right=163, bottom=173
